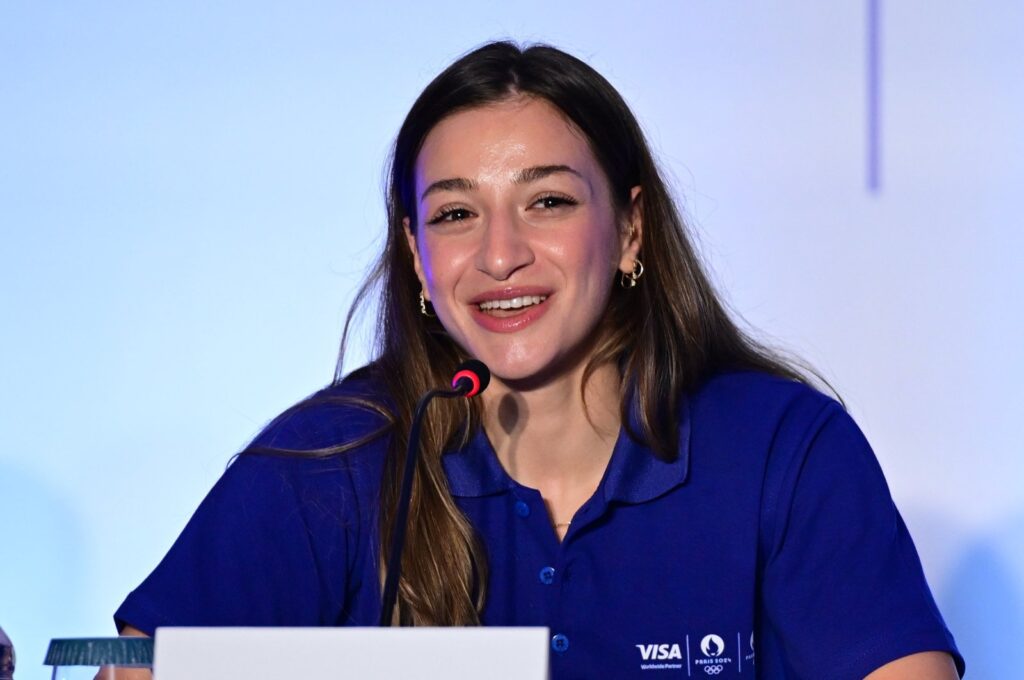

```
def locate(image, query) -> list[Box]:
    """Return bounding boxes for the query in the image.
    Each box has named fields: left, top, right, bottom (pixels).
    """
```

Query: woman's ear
left=618, top=186, right=643, bottom=274
left=403, top=218, right=430, bottom=300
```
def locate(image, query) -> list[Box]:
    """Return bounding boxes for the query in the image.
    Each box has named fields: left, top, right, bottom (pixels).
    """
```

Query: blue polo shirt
left=115, top=370, right=963, bottom=678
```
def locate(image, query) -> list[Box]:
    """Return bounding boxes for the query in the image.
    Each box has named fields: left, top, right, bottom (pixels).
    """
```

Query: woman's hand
left=94, top=667, right=152, bottom=680
left=93, top=626, right=153, bottom=680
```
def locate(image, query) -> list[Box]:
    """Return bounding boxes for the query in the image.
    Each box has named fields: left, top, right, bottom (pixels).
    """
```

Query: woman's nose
left=474, top=209, right=534, bottom=281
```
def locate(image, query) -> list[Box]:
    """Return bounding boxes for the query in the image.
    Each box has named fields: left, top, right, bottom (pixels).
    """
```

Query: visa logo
left=636, top=643, right=683, bottom=660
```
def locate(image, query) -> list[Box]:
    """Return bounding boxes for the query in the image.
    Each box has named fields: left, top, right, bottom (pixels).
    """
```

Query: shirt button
left=538, top=566, right=555, bottom=585
left=551, top=634, right=570, bottom=653
left=514, top=500, right=530, bottom=518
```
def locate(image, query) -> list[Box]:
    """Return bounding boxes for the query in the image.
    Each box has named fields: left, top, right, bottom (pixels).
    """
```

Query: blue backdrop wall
left=2, top=2, right=1021, bottom=677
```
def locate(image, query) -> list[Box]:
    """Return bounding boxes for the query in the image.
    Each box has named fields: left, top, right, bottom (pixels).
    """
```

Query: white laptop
left=154, top=627, right=550, bottom=679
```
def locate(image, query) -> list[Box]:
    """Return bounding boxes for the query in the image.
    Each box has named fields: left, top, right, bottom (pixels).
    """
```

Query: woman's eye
left=532, top=194, right=577, bottom=210
left=427, top=207, right=474, bottom=225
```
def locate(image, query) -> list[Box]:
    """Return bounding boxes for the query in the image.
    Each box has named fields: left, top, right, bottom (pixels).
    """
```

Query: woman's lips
left=479, top=293, right=545, bottom=310
left=468, top=290, right=552, bottom=333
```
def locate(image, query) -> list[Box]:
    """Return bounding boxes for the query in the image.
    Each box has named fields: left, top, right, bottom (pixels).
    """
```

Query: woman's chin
left=477, top=353, right=583, bottom=393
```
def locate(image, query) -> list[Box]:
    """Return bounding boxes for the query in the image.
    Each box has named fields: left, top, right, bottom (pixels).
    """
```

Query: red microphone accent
left=451, top=369, right=481, bottom=397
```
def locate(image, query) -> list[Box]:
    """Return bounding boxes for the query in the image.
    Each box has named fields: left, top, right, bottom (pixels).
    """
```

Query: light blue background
left=2, top=2, right=1021, bottom=677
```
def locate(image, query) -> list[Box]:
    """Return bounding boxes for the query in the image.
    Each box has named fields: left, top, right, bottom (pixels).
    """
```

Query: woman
left=116, top=42, right=963, bottom=678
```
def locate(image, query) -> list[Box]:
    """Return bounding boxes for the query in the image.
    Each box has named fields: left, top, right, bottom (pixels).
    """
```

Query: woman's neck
left=481, top=361, right=622, bottom=494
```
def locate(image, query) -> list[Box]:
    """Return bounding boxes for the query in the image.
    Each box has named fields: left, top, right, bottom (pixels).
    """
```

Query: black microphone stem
left=378, top=385, right=462, bottom=626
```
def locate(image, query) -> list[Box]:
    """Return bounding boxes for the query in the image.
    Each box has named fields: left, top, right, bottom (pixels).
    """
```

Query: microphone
left=379, top=359, right=491, bottom=626
left=450, top=359, right=490, bottom=398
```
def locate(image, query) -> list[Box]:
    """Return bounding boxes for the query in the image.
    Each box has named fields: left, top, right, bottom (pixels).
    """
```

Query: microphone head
left=451, top=359, right=491, bottom=398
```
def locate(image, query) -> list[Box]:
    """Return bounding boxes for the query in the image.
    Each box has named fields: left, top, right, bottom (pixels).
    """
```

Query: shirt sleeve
left=760, top=403, right=965, bottom=678
left=114, top=452, right=353, bottom=634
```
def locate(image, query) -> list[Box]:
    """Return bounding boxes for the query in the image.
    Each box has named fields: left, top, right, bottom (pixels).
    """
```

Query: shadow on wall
left=942, top=518, right=1024, bottom=679
left=908, top=506, right=1024, bottom=678
left=0, top=460, right=88, bottom=679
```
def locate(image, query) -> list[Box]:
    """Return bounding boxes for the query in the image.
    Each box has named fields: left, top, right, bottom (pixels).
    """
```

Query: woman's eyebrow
left=420, top=177, right=476, bottom=202
left=512, top=164, right=583, bottom=184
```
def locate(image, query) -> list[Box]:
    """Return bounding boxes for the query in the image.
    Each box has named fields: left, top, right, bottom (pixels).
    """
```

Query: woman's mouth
left=477, top=295, right=547, bottom=314
left=469, top=290, right=552, bottom=332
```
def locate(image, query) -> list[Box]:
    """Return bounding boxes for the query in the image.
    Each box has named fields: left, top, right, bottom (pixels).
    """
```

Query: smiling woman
left=114, top=42, right=964, bottom=679
left=406, top=97, right=638, bottom=384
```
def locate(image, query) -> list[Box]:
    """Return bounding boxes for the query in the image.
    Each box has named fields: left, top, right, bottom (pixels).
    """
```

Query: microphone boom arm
left=378, top=386, right=461, bottom=626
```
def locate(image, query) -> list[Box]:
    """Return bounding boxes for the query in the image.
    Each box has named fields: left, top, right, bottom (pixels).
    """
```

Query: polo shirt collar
left=443, top=397, right=691, bottom=504
left=602, top=396, right=691, bottom=503
left=443, top=427, right=515, bottom=497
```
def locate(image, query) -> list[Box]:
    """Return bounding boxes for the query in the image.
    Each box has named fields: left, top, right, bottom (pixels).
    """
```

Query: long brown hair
left=253, top=41, right=820, bottom=626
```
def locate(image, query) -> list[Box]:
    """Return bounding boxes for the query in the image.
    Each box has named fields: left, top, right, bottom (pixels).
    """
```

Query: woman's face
left=405, top=97, right=641, bottom=387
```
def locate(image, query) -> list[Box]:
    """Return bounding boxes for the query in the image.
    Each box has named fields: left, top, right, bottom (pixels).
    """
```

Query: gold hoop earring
left=419, top=290, right=436, bottom=317
left=619, top=258, right=644, bottom=289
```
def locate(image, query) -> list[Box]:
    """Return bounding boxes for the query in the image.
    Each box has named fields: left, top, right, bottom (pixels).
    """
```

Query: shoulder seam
left=759, top=398, right=845, bottom=564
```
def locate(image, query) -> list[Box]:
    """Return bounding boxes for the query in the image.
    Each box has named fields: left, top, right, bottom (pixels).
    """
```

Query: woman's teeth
left=478, top=295, right=547, bottom=311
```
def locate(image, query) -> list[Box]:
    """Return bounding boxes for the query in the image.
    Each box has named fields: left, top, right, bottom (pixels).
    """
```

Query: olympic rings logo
left=703, top=665, right=724, bottom=675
